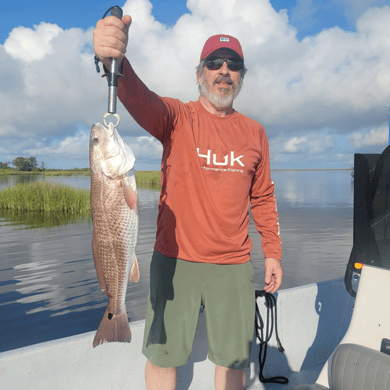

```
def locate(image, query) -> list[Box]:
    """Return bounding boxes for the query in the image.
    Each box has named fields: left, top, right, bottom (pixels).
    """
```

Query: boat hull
left=0, top=277, right=354, bottom=389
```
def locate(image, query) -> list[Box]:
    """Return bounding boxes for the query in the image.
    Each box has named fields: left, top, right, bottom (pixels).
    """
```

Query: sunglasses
left=204, top=57, right=244, bottom=72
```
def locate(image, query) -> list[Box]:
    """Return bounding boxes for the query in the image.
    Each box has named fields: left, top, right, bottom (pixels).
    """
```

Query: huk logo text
left=197, top=148, right=245, bottom=167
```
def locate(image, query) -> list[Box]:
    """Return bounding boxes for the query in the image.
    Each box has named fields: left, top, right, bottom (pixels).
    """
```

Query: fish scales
left=89, top=122, right=140, bottom=348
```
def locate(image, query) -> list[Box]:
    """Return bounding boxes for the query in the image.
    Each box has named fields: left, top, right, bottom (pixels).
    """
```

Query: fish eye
left=93, top=138, right=99, bottom=144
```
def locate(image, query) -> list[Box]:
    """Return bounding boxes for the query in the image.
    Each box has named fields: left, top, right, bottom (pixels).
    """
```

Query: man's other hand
left=264, top=257, right=283, bottom=293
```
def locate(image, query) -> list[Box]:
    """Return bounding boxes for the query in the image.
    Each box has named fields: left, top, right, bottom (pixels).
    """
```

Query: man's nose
left=219, top=61, right=230, bottom=74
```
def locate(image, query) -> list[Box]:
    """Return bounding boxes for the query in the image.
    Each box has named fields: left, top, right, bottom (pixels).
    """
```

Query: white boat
left=0, top=266, right=389, bottom=389
left=1, top=152, right=390, bottom=389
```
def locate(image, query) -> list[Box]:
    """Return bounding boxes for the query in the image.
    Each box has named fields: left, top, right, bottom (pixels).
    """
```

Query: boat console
left=345, top=149, right=390, bottom=297
left=296, top=149, right=390, bottom=389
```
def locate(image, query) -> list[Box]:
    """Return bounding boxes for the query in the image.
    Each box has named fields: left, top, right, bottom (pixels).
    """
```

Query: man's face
left=197, top=49, right=243, bottom=109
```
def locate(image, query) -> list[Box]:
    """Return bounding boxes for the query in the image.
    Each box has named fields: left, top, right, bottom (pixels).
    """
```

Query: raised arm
left=93, top=14, right=173, bottom=142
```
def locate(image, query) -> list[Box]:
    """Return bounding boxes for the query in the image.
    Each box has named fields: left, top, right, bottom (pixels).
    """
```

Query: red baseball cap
left=200, top=35, right=244, bottom=61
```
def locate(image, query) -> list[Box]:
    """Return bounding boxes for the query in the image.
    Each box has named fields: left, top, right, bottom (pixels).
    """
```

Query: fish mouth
left=91, top=122, right=112, bottom=136
left=90, top=122, right=136, bottom=179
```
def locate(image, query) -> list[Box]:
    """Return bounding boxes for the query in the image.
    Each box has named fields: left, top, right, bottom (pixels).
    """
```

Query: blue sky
left=1, top=0, right=390, bottom=170
left=2, top=1, right=375, bottom=49
left=1, top=1, right=190, bottom=43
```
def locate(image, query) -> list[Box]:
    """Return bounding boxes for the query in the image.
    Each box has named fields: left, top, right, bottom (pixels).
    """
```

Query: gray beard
left=199, top=73, right=241, bottom=109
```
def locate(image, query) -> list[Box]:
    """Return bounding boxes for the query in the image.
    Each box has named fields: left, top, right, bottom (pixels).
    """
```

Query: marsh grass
left=0, top=169, right=159, bottom=185
left=0, top=169, right=90, bottom=176
left=0, top=171, right=160, bottom=229
left=0, top=182, right=91, bottom=214
left=135, top=171, right=160, bottom=186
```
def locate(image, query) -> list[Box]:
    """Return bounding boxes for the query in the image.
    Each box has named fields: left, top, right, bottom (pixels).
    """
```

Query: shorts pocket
left=246, top=261, right=255, bottom=282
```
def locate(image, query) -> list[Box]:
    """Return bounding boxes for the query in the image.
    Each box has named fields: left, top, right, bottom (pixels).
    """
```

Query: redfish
left=89, top=122, right=140, bottom=348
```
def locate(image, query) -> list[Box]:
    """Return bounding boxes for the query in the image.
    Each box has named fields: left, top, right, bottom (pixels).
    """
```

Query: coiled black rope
left=255, top=290, right=289, bottom=384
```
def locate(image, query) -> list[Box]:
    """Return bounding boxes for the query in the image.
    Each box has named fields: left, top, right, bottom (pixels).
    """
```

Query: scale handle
left=110, top=5, right=123, bottom=19
left=108, top=6, right=123, bottom=114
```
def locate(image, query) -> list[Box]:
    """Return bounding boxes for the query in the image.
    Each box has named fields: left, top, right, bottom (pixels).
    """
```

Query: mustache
left=213, top=75, right=233, bottom=86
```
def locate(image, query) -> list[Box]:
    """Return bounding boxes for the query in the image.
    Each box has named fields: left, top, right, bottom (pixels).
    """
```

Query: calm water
left=0, top=170, right=354, bottom=353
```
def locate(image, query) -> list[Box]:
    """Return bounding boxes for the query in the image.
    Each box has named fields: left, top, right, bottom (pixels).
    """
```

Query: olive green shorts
left=142, top=251, right=255, bottom=369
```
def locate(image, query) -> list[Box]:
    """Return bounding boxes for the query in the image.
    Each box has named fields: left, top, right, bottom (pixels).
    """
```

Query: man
left=93, top=14, right=283, bottom=390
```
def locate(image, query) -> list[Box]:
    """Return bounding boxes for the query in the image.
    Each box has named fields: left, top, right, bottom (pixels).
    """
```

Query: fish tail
left=93, top=306, right=131, bottom=348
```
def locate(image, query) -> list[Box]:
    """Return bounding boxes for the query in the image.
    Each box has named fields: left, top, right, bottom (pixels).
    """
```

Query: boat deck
left=0, top=277, right=354, bottom=389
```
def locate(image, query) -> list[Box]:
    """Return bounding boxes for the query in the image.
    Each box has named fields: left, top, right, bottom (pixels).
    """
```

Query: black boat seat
left=292, top=343, right=390, bottom=390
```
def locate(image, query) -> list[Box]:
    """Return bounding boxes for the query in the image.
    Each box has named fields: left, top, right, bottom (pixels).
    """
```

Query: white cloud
left=0, top=0, right=390, bottom=169
left=268, top=132, right=341, bottom=168
left=284, top=136, right=307, bottom=153
left=348, top=124, right=388, bottom=147
left=125, top=135, right=163, bottom=162
left=0, top=124, right=20, bottom=137
left=282, top=134, right=334, bottom=154
left=4, top=22, right=63, bottom=62
left=24, top=128, right=162, bottom=167
left=26, top=131, right=90, bottom=158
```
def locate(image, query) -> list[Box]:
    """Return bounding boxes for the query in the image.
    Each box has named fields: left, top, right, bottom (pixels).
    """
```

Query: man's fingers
left=101, top=15, right=131, bottom=36
left=264, top=270, right=272, bottom=287
left=264, top=278, right=275, bottom=293
left=122, top=15, right=132, bottom=30
left=271, top=276, right=282, bottom=293
left=264, top=257, right=284, bottom=293
left=99, top=25, right=127, bottom=49
left=93, top=14, right=132, bottom=63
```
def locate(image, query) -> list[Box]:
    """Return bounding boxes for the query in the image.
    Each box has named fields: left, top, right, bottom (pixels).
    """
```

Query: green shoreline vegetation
left=0, top=171, right=161, bottom=209
left=0, top=168, right=351, bottom=215
left=0, top=168, right=351, bottom=228
left=0, top=167, right=352, bottom=177
left=0, top=182, right=92, bottom=229
left=0, top=168, right=352, bottom=212
left=0, top=170, right=161, bottom=229
left=0, top=168, right=161, bottom=185
left=0, top=182, right=91, bottom=213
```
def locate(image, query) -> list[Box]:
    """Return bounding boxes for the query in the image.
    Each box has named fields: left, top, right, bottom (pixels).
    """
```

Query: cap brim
left=206, top=48, right=243, bottom=60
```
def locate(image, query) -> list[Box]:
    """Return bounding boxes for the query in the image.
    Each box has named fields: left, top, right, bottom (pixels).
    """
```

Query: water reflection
left=0, top=207, right=91, bottom=229
left=0, top=171, right=354, bottom=353
left=14, top=259, right=61, bottom=313
left=137, top=183, right=161, bottom=191
left=0, top=174, right=90, bottom=190
left=272, top=170, right=353, bottom=207
left=0, top=174, right=40, bottom=188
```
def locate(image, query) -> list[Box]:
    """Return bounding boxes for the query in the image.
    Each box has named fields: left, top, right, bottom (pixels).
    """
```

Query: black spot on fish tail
left=108, top=313, right=113, bottom=320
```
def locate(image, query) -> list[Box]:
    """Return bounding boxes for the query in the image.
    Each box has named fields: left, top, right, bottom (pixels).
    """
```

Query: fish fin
left=129, top=256, right=140, bottom=283
left=92, top=237, right=109, bottom=295
left=93, top=306, right=131, bottom=348
left=122, top=179, right=138, bottom=210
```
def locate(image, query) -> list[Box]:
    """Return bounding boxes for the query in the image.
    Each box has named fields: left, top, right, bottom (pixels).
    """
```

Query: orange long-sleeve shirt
left=118, top=58, right=281, bottom=264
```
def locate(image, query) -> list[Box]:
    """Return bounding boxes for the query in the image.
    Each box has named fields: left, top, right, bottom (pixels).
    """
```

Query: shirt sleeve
left=250, top=127, right=282, bottom=260
left=117, top=57, right=178, bottom=144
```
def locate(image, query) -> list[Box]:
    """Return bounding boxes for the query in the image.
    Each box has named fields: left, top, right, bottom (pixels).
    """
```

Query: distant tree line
left=0, top=157, right=44, bottom=171
left=0, top=157, right=91, bottom=172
